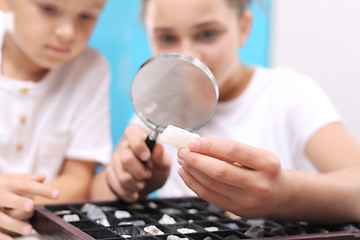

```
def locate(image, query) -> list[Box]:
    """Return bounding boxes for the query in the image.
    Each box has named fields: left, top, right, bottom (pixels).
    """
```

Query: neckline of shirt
left=216, top=66, right=264, bottom=112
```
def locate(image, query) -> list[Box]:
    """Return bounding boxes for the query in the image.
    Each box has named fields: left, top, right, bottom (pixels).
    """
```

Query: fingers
left=188, top=137, right=279, bottom=170
left=0, top=173, right=45, bottom=183
left=0, top=174, right=58, bottom=238
left=0, top=211, right=33, bottom=237
left=178, top=138, right=283, bottom=218
left=115, top=161, right=146, bottom=193
left=178, top=159, right=241, bottom=196
left=106, top=138, right=151, bottom=202
left=177, top=148, right=255, bottom=189
left=119, top=142, right=152, bottom=181
left=151, top=143, right=169, bottom=169
left=105, top=165, right=138, bottom=202
left=5, top=208, right=34, bottom=221
left=107, top=125, right=170, bottom=202
left=1, top=178, right=59, bottom=202
left=0, top=192, right=34, bottom=213
left=124, top=125, right=151, bottom=162
left=178, top=167, right=234, bottom=212
left=0, top=231, right=13, bottom=240
left=0, top=177, right=59, bottom=215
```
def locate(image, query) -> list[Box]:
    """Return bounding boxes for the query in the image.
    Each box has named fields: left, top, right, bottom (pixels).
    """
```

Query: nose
left=179, top=41, right=202, bottom=61
left=55, top=20, right=75, bottom=43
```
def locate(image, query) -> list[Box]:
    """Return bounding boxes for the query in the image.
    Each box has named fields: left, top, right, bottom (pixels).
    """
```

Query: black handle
left=145, top=135, right=156, bottom=152
left=141, top=130, right=159, bottom=166
left=145, top=130, right=159, bottom=152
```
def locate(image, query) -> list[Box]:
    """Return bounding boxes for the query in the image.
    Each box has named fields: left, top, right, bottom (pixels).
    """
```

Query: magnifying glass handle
left=145, top=130, right=159, bottom=152
left=141, top=131, right=158, bottom=166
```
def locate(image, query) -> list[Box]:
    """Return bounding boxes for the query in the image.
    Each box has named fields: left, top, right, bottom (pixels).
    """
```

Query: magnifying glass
left=130, top=52, right=219, bottom=152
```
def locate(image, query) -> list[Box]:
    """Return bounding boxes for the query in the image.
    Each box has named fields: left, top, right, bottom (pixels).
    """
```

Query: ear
left=237, top=11, right=253, bottom=47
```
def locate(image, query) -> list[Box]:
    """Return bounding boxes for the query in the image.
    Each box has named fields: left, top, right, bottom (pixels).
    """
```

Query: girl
left=92, top=0, right=360, bottom=224
left=0, top=0, right=111, bottom=238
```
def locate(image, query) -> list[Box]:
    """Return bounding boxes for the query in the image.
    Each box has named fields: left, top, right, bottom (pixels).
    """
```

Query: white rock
left=62, top=214, right=80, bottom=222
left=114, top=210, right=131, bottom=219
left=159, top=214, right=176, bottom=225
left=160, top=125, right=200, bottom=149
left=177, top=228, right=197, bottom=234
left=204, top=226, right=219, bottom=232
left=144, top=225, right=164, bottom=235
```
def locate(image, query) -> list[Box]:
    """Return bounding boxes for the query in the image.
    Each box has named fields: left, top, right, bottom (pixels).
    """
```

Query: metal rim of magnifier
left=131, top=52, right=219, bottom=133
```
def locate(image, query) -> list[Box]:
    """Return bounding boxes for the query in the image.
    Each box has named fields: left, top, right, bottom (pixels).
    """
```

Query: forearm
left=34, top=174, right=91, bottom=204
left=89, top=171, right=117, bottom=201
left=270, top=167, right=360, bottom=223
left=34, top=159, right=97, bottom=204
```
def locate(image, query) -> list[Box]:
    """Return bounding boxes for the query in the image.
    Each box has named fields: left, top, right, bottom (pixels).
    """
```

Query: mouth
left=46, top=45, right=70, bottom=54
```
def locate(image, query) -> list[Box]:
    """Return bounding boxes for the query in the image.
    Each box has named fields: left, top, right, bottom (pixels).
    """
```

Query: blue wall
left=89, top=0, right=271, bottom=146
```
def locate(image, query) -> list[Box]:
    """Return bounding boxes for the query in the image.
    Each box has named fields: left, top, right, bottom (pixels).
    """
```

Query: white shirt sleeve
left=285, top=70, right=342, bottom=155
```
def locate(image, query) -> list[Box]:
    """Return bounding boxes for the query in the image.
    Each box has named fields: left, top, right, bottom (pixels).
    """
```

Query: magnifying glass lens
left=131, top=53, right=219, bottom=151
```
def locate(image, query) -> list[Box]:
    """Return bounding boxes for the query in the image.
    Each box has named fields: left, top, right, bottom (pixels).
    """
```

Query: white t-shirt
left=0, top=12, right=112, bottom=182
left=131, top=66, right=341, bottom=198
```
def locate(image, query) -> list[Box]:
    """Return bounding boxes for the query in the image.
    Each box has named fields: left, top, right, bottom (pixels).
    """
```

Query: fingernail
left=178, top=167, right=185, bottom=177
left=22, top=225, right=32, bottom=235
left=178, top=158, right=184, bottom=166
left=140, top=151, right=150, bottom=161
left=189, top=139, right=200, bottom=150
left=52, top=189, right=59, bottom=198
left=24, top=200, right=33, bottom=211
left=177, top=148, right=186, bottom=159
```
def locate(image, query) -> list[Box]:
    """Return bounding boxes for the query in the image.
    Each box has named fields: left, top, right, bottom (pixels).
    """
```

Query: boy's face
left=144, top=0, right=250, bottom=90
left=5, top=0, right=106, bottom=69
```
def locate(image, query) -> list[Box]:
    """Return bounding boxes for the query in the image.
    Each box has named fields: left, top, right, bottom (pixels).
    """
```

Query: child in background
left=0, top=0, right=111, bottom=238
left=91, top=0, right=360, bottom=223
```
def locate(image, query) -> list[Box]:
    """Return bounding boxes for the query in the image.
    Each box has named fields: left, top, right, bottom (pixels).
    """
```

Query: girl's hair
left=225, top=0, right=252, bottom=17
left=141, top=0, right=252, bottom=20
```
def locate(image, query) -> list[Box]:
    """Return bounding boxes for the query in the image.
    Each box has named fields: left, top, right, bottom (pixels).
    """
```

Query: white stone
left=144, top=225, right=164, bottom=235
left=159, top=214, right=176, bottom=225
left=160, top=125, right=200, bottom=149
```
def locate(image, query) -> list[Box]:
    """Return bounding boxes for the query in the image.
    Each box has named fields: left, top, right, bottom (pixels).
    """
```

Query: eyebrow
left=153, top=21, right=222, bottom=33
left=193, top=21, right=222, bottom=29
left=153, top=27, right=173, bottom=33
left=49, top=0, right=105, bottom=10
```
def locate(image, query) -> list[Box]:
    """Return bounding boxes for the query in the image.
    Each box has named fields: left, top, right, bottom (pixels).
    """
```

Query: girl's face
left=5, top=0, right=106, bottom=70
left=144, top=0, right=251, bottom=90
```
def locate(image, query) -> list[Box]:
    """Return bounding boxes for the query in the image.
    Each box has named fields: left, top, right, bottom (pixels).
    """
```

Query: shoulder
left=254, top=66, right=321, bottom=91
left=256, top=66, right=312, bottom=82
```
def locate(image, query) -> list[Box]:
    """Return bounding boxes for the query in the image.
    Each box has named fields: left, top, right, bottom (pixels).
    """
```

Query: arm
left=90, top=169, right=117, bottom=201
left=34, top=159, right=97, bottom=204
left=90, top=125, right=171, bottom=202
left=285, top=122, right=360, bottom=222
left=177, top=123, right=360, bottom=223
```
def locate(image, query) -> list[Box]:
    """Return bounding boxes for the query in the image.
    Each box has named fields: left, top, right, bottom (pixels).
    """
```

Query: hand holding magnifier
left=130, top=53, right=219, bottom=153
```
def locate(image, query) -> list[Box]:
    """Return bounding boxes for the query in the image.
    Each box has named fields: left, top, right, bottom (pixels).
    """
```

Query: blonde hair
left=141, top=0, right=252, bottom=20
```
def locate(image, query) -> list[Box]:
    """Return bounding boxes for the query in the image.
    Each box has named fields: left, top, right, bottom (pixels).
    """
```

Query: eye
left=79, top=13, right=95, bottom=22
left=198, top=30, right=217, bottom=40
left=39, top=4, right=57, bottom=15
left=156, top=35, right=177, bottom=44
